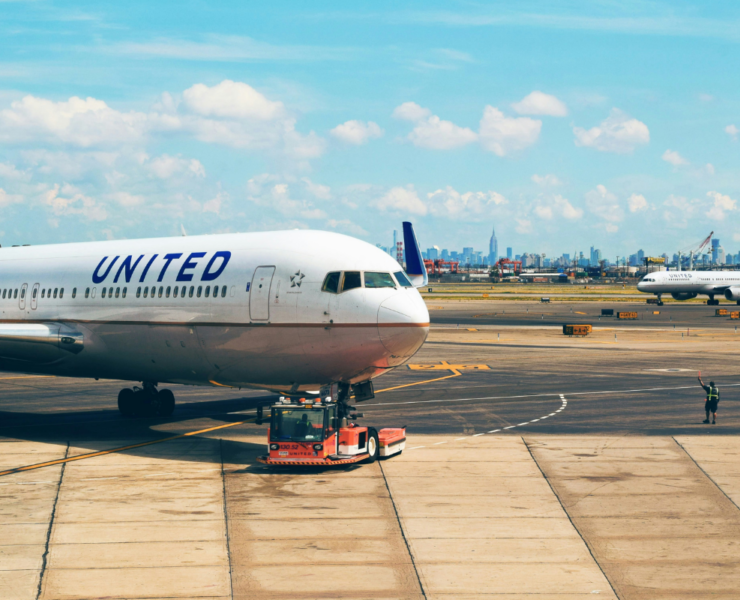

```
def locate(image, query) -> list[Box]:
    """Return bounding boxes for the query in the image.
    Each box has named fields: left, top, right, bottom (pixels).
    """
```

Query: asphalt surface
left=1, top=299, right=738, bottom=469
left=430, top=299, right=740, bottom=328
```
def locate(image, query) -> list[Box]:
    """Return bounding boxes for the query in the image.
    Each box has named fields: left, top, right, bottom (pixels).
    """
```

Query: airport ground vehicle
left=257, top=397, right=406, bottom=466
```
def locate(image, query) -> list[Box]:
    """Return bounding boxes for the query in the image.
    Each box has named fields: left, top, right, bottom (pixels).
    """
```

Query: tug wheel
left=117, top=388, right=136, bottom=417
left=363, top=428, right=379, bottom=464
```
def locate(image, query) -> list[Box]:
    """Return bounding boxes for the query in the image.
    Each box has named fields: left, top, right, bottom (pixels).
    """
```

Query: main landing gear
left=118, top=382, right=175, bottom=418
left=656, top=294, right=664, bottom=306
left=707, top=295, right=720, bottom=306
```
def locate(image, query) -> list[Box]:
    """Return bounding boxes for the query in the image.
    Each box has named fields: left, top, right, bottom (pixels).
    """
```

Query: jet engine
left=671, top=292, right=698, bottom=301
left=724, top=288, right=740, bottom=301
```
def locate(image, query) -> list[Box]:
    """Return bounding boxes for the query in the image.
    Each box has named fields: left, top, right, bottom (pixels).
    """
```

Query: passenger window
left=221, top=285, right=227, bottom=298
left=394, top=271, right=413, bottom=287
left=205, top=285, right=210, bottom=298
left=122, top=287, right=127, bottom=298
left=322, top=272, right=341, bottom=293
left=59, top=288, right=64, bottom=299
left=102, top=288, right=107, bottom=299
left=143, top=287, right=148, bottom=298
left=42, top=289, right=46, bottom=299
left=21, top=288, right=26, bottom=299
left=85, top=288, right=90, bottom=299
left=53, top=288, right=58, bottom=299
left=32, top=288, right=37, bottom=299
left=342, top=271, right=362, bottom=292
left=189, top=286, right=194, bottom=298
left=14, top=289, right=17, bottom=299
left=2, top=290, right=5, bottom=299
left=71, top=288, right=76, bottom=299
left=173, top=286, right=178, bottom=298
left=158, top=286, right=163, bottom=298
left=197, top=286, right=202, bottom=298
left=115, top=287, right=120, bottom=298
left=136, top=287, right=141, bottom=298
left=166, top=286, right=171, bottom=298
left=364, top=272, right=395, bottom=288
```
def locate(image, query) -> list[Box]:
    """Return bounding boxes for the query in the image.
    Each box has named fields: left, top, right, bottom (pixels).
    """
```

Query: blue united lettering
left=92, top=251, right=232, bottom=284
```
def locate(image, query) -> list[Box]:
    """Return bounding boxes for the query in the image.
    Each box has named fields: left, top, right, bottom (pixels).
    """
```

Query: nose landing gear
left=118, top=382, right=176, bottom=417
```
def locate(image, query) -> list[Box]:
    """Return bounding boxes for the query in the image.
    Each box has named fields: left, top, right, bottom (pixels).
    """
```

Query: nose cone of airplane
left=377, top=291, right=429, bottom=363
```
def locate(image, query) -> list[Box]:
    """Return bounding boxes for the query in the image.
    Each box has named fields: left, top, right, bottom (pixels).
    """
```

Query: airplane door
left=31, top=284, right=39, bottom=310
left=250, top=266, right=275, bottom=321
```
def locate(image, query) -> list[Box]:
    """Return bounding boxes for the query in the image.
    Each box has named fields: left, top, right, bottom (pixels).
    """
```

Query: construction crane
left=678, top=232, right=713, bottom=270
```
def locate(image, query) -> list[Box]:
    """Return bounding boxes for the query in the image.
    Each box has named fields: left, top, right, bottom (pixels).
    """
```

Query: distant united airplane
left=637, top=270, right=740, bottom=306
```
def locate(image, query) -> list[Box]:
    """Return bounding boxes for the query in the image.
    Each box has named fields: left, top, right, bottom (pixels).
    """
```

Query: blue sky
left=2, top=1, right=740, bottom=259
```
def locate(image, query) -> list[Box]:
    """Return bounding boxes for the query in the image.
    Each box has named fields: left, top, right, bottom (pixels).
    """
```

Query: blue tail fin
left=402, top=221, right=428, bottom=288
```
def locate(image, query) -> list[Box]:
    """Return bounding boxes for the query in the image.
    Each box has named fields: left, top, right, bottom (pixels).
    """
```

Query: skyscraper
left=507, top=247, right=513, bottom=260
left=712, top=239, right=720, bottom=264
left=488, top=227, right=498, bottom=265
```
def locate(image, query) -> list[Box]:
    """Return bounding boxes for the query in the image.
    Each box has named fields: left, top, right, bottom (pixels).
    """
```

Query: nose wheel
left=118, top=384, right=175, bottom=418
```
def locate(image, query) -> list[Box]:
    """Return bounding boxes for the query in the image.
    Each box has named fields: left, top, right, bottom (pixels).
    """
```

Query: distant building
left=441, top=249, right=450, bottom=260
left=488, top=227, right=498, bottom=265
left=506, top=247, right=513, bottom=260
left=712, top=239, right=720, bottom=264
left=426, top=247, right=439, bottom=261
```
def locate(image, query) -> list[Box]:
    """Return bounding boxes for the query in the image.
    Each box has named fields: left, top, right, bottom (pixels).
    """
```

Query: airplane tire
left=118, top=388, right=136, bottom=417
left=157, top=389, right=175, bottom=417
left=363, top=428, right=379, bottom=464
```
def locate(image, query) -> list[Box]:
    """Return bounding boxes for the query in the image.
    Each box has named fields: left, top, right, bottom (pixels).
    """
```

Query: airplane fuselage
left=0, top=230, right=429, bottom=393
left=637, top=270, right=740, bottom=302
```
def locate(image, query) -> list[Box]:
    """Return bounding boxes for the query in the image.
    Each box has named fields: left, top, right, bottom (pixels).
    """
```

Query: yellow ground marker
left=409, top=361, right=490, bottom=371
left=0, top=369, right=465, bottom=477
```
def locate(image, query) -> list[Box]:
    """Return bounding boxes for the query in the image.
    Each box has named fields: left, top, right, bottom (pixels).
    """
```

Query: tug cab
left=257, top=397, right=406, bottom=466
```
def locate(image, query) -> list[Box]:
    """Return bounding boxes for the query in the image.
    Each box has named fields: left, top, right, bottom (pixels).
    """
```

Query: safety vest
left=707, top=386, right=718, bottom=401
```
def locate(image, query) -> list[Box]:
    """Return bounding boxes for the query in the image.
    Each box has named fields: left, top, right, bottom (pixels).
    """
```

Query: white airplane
left=0, top=222, right=429, bottom=417
left=637, top=270, right=740, bottom=306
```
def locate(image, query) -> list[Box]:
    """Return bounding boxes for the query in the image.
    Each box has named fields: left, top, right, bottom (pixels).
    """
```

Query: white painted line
left=530, top=419, right=540, bottom=422
left=517, top=422, right=529, bottom=426
left=455, top=437, right=467, bottom=441
left=473, top=433, right=485, bottom=437
left=488, top=429, right=501, bottom=433
left=503, top=426, right=515, bottom=429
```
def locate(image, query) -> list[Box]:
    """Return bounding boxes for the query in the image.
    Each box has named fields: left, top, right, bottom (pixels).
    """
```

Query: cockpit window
left=394, top=271, right=413, bottom=287
left=322, top=272, right=341, bottom=294
left=364, top=272, right=396, bottom=288
left=342, top=271, right=362, bottom=291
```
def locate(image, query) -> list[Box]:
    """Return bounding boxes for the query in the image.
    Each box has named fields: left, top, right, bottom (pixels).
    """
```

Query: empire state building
left=488, top=227, right=498, bottom=264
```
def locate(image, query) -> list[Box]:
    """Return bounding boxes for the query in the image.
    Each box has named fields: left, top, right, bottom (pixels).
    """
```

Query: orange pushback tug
left=257, top=397, right=406, bottom=466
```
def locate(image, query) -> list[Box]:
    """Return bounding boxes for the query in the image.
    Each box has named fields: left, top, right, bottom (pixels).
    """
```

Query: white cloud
left=605, top=224, right=619, bottom=233
left=330, top=120, right=383, bottom=145
left=301, top=178, right=332, bottom=200
left=662, top=149, right=688, bottom=166
left=0, top=95, right=149, bottom=147
left=0, top=188, right=23, bottom=208
left=511, top=91, right=567, bottom=117
left=426, top=186, right=507, bottom=219
left=585, top=184, right=623, bottom=222
left=726, top=124, right=739, bottom=141
left=533, top=194, right=582, bottom=220
left=0, top=162, right=29, bottom=181
left=573, top=109, right=649, bottom=153
left=408, top=115, right=477, bottom=150
left=705, top=163, right=715, bottom=175
left=182, top=80, right=283, bottom=120
left=245, top=174, right=329, bottom=219
left=43, top=184, right=106, bottom=221
left=373, top=185, right=427, bottom=215
left=111, top=191, right=145, bottom=207
left=628, top=193, right=649, bottom=213
left=392, top=102, right=431, bottom=122
left=202, top=191, right=227, bottom=214
left=515, top=218, right=532, bottom=234
left=706, top=191, right=736, bottom=220
left=326, top=218, right=369, bottom=237
left=148, top=154, right=206, bottom=179
left=478, top=106, right=541, bottom=156
left=531, top=174, right=562, bottom=187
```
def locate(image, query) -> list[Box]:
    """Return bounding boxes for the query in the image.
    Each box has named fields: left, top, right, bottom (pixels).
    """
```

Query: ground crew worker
left=698, top=376, right=720, bottom=424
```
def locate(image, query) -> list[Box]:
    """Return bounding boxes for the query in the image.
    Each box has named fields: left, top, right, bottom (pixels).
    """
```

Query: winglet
left=402, top=221, right=428, bottom=288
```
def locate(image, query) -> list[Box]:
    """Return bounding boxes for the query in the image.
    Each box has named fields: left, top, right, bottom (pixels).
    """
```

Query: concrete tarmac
left=2, top=299, right=740, bottom=599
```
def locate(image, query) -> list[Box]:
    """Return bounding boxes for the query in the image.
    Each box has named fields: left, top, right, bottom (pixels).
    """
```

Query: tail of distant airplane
left=402, top=221, right=428, bottom=288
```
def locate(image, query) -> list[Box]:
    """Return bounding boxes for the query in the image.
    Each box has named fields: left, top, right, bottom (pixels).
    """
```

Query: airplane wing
left=402, top=221, right=428, bottom=288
